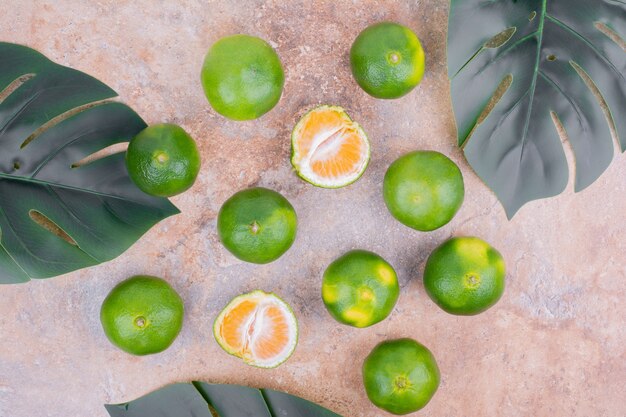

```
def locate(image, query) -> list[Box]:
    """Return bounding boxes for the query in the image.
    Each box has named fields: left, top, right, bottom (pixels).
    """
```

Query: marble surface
left=1, top=1, right=625, bottom=416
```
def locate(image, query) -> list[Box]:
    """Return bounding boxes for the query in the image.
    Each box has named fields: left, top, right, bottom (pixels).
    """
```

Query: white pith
left=216, top=292, right=298, bottom=368
left=292, top=107, right=370, bottom=188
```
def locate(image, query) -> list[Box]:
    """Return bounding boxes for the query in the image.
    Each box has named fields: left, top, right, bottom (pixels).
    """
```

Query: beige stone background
left=1, top=1, right=625, bottom=416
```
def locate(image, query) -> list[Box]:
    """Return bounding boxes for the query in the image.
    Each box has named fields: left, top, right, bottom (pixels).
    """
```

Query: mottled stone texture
left=1, top=1, right=625, bottom=416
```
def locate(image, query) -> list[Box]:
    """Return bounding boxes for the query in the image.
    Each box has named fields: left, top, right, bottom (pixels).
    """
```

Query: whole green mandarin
left=383, top=151, right=464, bottom=231
left=363, top=338, right=440, bottom=414
left=217, top=187, right=297, bottom=264
left=100, top=275, right=184, bottom=356
left=423, top=236, right=506, bottom=315
left=201, top=34, right=284, bottom=120
left=126, top=123, right=200, bottom=197
left=350, top=22, right=425, bottom=99
left=322, top=250, right=399, bottom=328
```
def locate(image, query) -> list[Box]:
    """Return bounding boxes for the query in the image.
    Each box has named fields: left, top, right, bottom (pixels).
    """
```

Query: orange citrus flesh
left=220, top=299, right=256, bottom=352
left=253, top=305, right=290, bottom=361
left=214, top=291, right=298, bottom=368
left=291, top=105, right=370, bottom=188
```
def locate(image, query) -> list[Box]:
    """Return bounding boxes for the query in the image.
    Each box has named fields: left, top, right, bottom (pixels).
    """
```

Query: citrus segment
left=219, top=299, right=257, bottom=353
left=213, top=291, right=298, bottom=368
left=251, top=305, right=291, bottom=362
left=291, top=105, right=370, bottom=188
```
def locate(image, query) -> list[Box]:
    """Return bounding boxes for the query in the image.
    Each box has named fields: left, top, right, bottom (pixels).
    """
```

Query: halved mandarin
left=213, top=290, right=298, bottom=368
left=291, top=105, right=370, bottom=188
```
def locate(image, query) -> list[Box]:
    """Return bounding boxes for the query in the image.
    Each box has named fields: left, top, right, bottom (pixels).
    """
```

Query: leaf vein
left=101, top=199, right=142, bottom=231
left=0, top=190, right=93, bottom=266
left=0, top=233, right=31, bottom=280
left=0, top=172, right=172, bottom=210
left=538, top=70, right=588, bottom=133
left=474, top=31, right=540, bottom=78
left=0, top=89, right=44, bottom=134
left=518, top=0, right=548, bottom=164
left=46, top=186, right=107, bottom=250
left=546, top=14, right=625, bottom=83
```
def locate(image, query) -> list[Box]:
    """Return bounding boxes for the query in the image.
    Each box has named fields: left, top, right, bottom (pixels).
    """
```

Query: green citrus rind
left=100, top=275, right=184, bottom=356
left=383, top=150, right=464, bottom=231
left=322, top=250, right=399, bottom=328
left=201, top=34, right=284, bottom=121
left=126, top=123, right=201, bottom=197
left=350, top=22, right=425, bottom=99
left=423, top=236, right=506, bottom=315
left=290, top=105, right=370, bottom=188
left=363, top=338, right=440, bottom=415
left=217, top=187, right=297, bottom=264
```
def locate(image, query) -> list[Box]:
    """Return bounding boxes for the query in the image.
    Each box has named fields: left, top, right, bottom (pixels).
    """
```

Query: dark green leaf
left=105, top=382, right=343, bottom=417
left=261, top=388, right=342, bottom=417
left=0, top=43, right=178, bottom=283
left=194, top=382, right=273, bottom=417
left=448, top=0, right=625, bottom=218
left=105, top=383, right=213, bottom=417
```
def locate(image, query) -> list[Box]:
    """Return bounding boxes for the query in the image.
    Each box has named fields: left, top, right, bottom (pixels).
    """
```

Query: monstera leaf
left=105, top=382, right=343, bottom=417
left=448, top=0, right=625, bottom=218
left=0, top=43, right=178, bottom=284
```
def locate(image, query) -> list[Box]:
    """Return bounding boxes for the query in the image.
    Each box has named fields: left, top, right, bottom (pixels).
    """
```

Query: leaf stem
left=519, top=0, right=548, bottom=164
